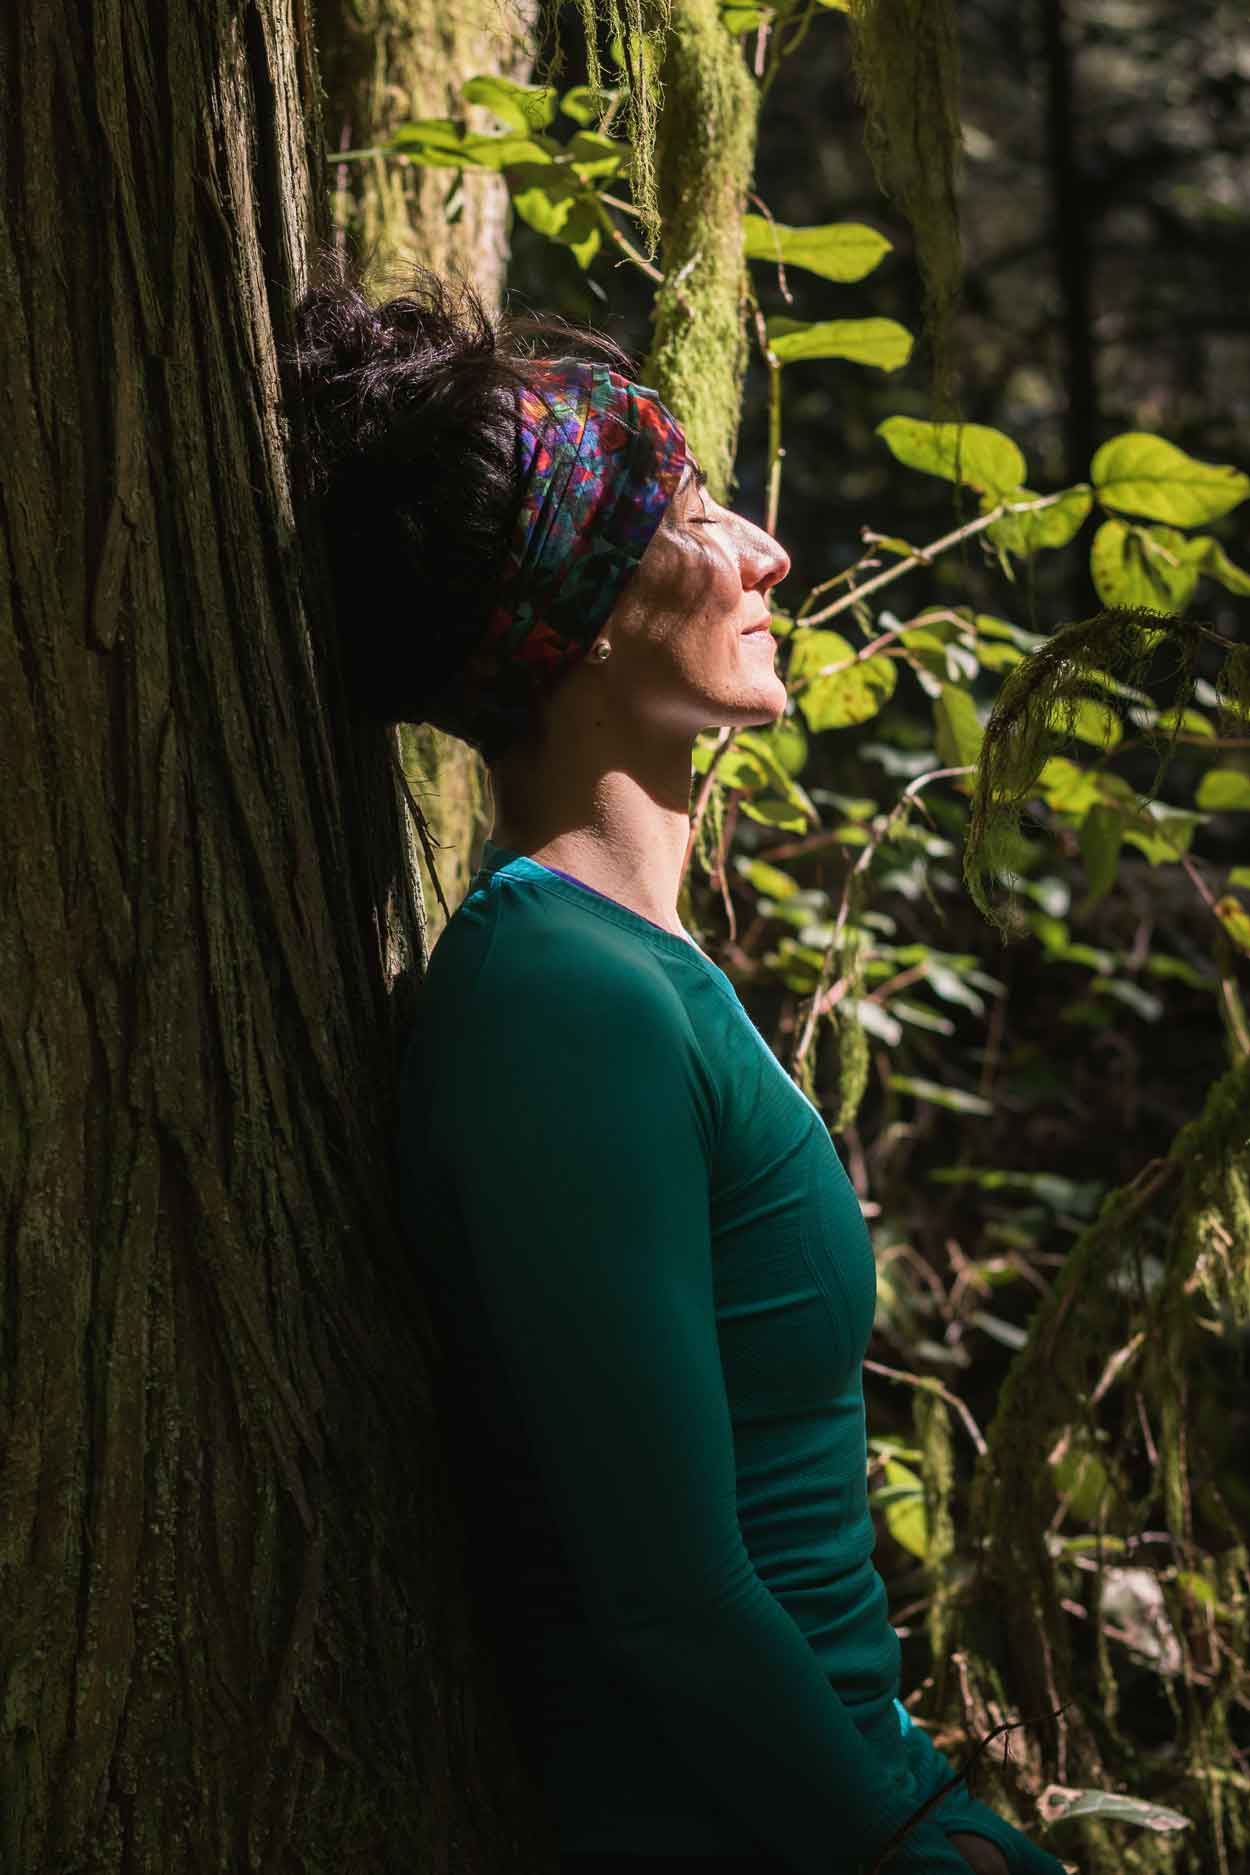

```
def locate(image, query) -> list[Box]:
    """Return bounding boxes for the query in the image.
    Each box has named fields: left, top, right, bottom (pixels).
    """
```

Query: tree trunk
left=0, top=3, right=550, bottom=1868
left=317, top=0, right=536, bottom=948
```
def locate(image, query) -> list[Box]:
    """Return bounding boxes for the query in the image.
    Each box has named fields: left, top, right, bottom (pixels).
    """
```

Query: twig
left=862, top=1358, right=988, bottom=1457
left=801, top=493, right=1069, bottom=628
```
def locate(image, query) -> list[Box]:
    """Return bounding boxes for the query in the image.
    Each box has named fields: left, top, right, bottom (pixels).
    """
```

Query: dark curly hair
left=284, top=246, right=632, bottom=762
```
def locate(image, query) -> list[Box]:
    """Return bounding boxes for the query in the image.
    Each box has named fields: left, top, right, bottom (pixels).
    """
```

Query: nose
left=739, top=514, right=790, bottom=596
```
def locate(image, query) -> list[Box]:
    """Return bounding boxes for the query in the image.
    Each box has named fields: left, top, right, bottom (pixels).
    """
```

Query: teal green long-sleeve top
left=397, top=843, right=1065, bottom=1875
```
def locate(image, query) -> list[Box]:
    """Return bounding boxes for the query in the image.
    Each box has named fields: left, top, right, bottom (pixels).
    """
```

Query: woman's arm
left=433, top=956, right=977, bottom=1875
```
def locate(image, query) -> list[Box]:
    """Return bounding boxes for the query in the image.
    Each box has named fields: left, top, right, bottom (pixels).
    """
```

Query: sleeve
left=895, top=1705, right=1069, bottom=1875
left=437, top=956, right=976, bottom=1875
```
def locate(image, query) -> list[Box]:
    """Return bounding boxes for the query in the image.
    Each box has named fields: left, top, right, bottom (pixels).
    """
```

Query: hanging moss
left=951, top=1057, right=1250, bottom=1873
left=962, top=607, right=1223, bottom=931
left=846, top=0, right=963, bottom=412
left=539, top=0, right=672, bottom=257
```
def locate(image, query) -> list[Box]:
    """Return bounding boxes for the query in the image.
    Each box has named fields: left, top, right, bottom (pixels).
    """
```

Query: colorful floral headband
left=421, top=360, right=687, bottom=757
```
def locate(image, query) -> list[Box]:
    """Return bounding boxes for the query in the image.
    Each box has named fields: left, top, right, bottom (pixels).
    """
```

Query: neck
left=489, top=734, right=697, bottom=938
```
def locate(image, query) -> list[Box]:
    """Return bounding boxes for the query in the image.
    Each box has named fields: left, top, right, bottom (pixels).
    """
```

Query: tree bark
left=317, top=0, right=536, bottom=947
left=0, top=3, right=550, bottom=1868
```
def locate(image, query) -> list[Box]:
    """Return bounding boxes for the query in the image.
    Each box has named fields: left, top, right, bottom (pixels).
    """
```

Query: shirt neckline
left=476, top=839, right=716, bottom=965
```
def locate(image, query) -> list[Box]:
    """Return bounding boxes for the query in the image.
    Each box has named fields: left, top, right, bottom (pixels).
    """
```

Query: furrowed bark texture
left=318, top=0, right=536, bottom=944
left=643, top=0, right=760, bottom=503
left=0, top=3, right=552, bottom=1869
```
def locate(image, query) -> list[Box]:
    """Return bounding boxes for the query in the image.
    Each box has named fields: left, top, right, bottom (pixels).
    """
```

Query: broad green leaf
left=1089, top=519, right=1201, bottom=613
left=1051, top=1444, right=1114, bottom=1523
left=1152, top=705, right=1215, bottom=738
left=752, top=712, right=809, bottom=776
left=1144, top=952, right=1211, bottom=989
left=856, top=999, right=902, bottom=1045
left=716, top=748, right=770, bottom=790
left=876, top=417, right=1026, bottom=498
left=1191, top=536, right=1250, bottom=594
left=1091, top=431, right=1250, bottom=526
left=567, top=130, right=625, bottom=179
left=1078, top=804, right=1126, bottom=913
left=1215, top=896, right=1250, bottom=954
left=976, top=638, right=1025, bottom=671
left=789, top=629, right=898, bottom=730
left=1196, top=768, right=1250, bottom=811
left=986, top=484, right=1092, bottom=556
left=1036, top=759, right=1104, bottom=816
left=510, top=169, right=580, bottom=237
left=736, top=858, right=799, bottom=899
left=721, top=2, right=769, bottom=28
left=1038, top=1786, right=1192, bottom=1834
left=888, top=1075, right=994, bottom=1116
left=1122, top=806, right=1202, bottom=865
left=738, top=796, right=809, bottom=832
left=891, top=1000, right=956, bottom=1036
left=462, top=74, right=558, bottom=131
left=461, top=132, right=555, bottom=168
left=933, top=685, right=984, bottom=769
left=744, top=217, right=891, bottom=283
left=1046, top=695, right=1121, bottom=750
left=767, top=317, right=913, bottom=372
left=975, top=613, right=1048, bottom=653
left=877, top=1460, right=927, bottom=1559
left=559, top=84, right=622, bottom=126
left=388, top=117, right=462, bottom=150
left=1229, top=867, right=1250, bottom=888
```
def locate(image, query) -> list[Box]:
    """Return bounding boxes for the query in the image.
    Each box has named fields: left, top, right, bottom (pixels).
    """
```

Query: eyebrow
left=688, top=460, right=708, bottom=489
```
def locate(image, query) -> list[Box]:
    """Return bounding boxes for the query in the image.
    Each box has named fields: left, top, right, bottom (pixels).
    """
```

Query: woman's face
left=602, top=462, right=792, bottom=738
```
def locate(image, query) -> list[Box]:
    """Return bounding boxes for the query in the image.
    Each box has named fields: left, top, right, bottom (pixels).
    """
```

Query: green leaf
left=789, top=630, right=897, bottom=730
left=716, top=748, right=770, bottom=790
left=1047, top=696, right=1122, bottom=750
left=888, top=1076, right=994, bottom=1116
left=559, top=84, right=622, bottom=126
left=462, top=74, right=558, bottom=132
left=509, top=169, right=580, bottom=237
left=933, top=685, right=984, bottom=769
left=1122, top=806, right=1203, bottom=866
left=736, top=858, right=800, bottom=899
left=744, top=217, right=892, bottom=283
left=1036, top=758, right=1104, bottom=816
left=567, top=130, right=625, bottom=179
left=1078, top=804, right=1126, bottom=913
left=1052, top=1444, right=1114, bottom=1523
left=1196, top=768, right=1250, bottom=811
left=461, top=132, right=555, bottom=169
left=1089, top=519, right=1202, bottom=614
left=751, top=712, right=809, bottom=776
left=767, top=317, right=913, bottom=372
left=387, top=117, right=462, bottom=150
left=738, top=796, right=810, bottom=832
left=1153, top=705, right=1215, bottom=738
left=1037, top=1787, right=1192, bottom=1834
left=876, top=417, right=1027, bottom=498
left=1229, top=867, right=1250, bottom=889
left=986, top=484, right=1092, bottom=556
left=1190, top=536, right=1250, bottom=594
left=1091, top=431, right=1250, bottom=526
left=877, top=1460, right=927, bottom=1559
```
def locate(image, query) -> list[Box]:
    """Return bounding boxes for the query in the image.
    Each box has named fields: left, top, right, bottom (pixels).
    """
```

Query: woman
left=291, top=262, right=1068, bottom=1875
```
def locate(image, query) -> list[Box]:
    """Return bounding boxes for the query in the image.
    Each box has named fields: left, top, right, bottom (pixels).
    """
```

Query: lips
left=742, top=620, right=773, bottom=635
